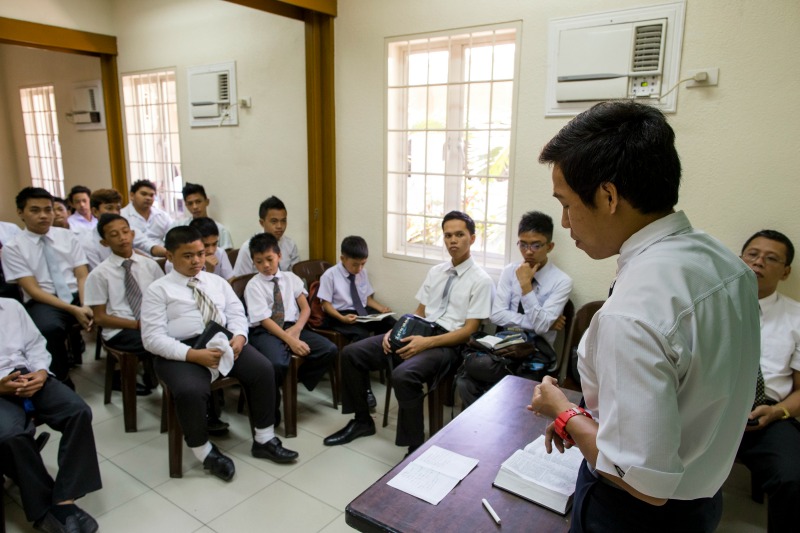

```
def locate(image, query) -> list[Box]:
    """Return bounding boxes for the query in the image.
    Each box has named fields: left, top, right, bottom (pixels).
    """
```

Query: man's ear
left=598, top=182, right=620, bottom=214
left=781, top=265, right=792, bottom=281
left=469, top=232, right=476, bottom=245
left=99, top=238, right=110, bottom=248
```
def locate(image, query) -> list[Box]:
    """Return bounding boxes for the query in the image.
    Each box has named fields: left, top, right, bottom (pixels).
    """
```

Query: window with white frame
left=121, top=69, right=183, bottom=216
left=386, top=24, right=519, bottom=270
left=19, top=85, right=65, bottom=198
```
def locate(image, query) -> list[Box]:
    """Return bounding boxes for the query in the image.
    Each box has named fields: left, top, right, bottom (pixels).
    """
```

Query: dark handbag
left=388, top=314, right=446, bottom=352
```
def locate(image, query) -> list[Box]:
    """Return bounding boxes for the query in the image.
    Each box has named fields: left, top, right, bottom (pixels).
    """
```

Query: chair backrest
left=292, top=259, right=332, bottom=287
left=156, top=257, right=167, bottom=273
left=229, top=272, right=257, bottom=311
left=227, top=248, right=240, bottom=268
left=557, top=300, right=605, bottom=384
left=549, top=299, right=576, bottom=375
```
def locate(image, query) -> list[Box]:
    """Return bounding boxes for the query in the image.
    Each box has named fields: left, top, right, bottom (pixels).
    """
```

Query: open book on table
left=493, top=435, right=583, bottom=515
left=354, top=312, right=395, bottom=323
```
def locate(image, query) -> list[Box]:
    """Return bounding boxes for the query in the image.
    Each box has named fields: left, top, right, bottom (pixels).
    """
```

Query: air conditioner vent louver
left=632, top=24, right=663, bottom=72
left=88, top=89, right=97, bottom=111
left=218, top=73, right=229, bottom=103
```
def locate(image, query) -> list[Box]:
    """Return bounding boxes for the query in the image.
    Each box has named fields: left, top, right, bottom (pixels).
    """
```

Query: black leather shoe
left=366, top=389, right=377, bottom=409
left=207, top=416, right=230, bottom=436
left=252, top=437, right=299, bottom=463
left=323, top=419, right=376, bottom=446
left=72, top=506, right=98, bottom=533
left=203, top=444, right=235, bottom=481
left=33, top=512, right=70, bottom=533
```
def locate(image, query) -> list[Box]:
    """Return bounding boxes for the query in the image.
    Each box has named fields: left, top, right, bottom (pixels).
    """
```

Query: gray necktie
left=41, top=235, right=72, bottom=302
left=122, top=259, right=142, bottom=319
left=348, top=273, right=367, bottom=316
left=187, top=277, right=222, bottom=326
left=428, top=268, right=457, bottom=322
left=271, top=278, right=285, bottom=328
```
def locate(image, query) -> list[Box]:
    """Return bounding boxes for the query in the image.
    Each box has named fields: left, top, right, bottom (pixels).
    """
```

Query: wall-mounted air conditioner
left=67, top=80, right=105, bottom=131
left=188, top=61, right=238, bottom=127
left=545, top=2, right=686, bottom=116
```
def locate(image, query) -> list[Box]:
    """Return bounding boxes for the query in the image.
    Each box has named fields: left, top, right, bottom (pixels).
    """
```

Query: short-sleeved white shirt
left=415, top=256, right=494, bottom=332
left=68, top=212, right=97, bottom=232
left=244, top=270, right=307, bottom=326
left=317, top=262, right=374, bottom=310
left=759, top=291, right=800, bottom=402
left=85, top=252, right=164, bottom=340
left=0, top=221, right=21, bottom=246
left=121, top=203, right=172, bottom=257
left=2, top=227, right=88, bottom=302
left=578, top=211, right=761, bottom=500
left=234, top=234, right=299, bottom=276
left=77, top=227, right=111, bottom=271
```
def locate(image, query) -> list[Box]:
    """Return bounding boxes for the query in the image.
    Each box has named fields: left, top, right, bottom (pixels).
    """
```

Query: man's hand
left=340, top=314, right=358, bottom=324
left=549, top=315, right=567, bottom=331
left=529, top=375, right=573, bottom=419
left=382, top=331, right=393, bottom=354
left=71, top=305, right=94, bottom=330
left=286, top=338, right=311, bottom=356
left=543, top=421, right=572, bottom=454
left=516, top=262, right=541, bottom=294
left=188, top=348, right=223, bottom=368
left=14, top=370, right=48, bottom=398
left=396, top=335, right=433, bottom=360
left=285, top=324, right=303, bottom=340
left=0, top=371, right=24, bottom=395
left=229, top=335, right=246, bottom=359
left=745, top=405, right=782, bottom=431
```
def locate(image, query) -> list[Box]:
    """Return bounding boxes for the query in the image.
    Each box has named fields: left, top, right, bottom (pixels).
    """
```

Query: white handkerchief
left=206, top=332, right=235, bottom=381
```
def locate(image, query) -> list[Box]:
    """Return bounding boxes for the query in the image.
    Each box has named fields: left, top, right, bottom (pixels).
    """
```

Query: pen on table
left=482, top=498, right=501, bottom=525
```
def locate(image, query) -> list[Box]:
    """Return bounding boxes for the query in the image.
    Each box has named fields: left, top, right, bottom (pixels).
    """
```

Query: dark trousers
left=321, top=307, right=396, bottom=342
left=340, top=335, right=457, bottom=447
left=0, top=377, right=102, bottom=522
left=154, top=344, right=275, bottom=447
left=570, top=460, right=722, bottom=533
left=25, top=295, right=80, bottom=381
left=738, top=418, right=800, bottom=532
left=249, top=325, right=336, bottom=391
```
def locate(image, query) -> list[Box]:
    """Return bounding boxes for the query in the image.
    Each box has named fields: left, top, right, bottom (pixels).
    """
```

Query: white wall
left=335, top=0, right=800, bottom=312
left=0, top=0, right=114, bottom=34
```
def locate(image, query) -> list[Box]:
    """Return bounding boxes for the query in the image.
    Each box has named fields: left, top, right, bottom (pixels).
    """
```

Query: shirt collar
left=108, top=252, right=139, bottom=267
left=258, top=270, right=282, bottom=282
left=617, top=211, right=691, bottom=274
left=451, top=256, right=475, bottom=276
left=759, top=290, right=780, bottom=312
left=23, top=227, right=52, bottom=242
left=337, top=262, right=355, bottom=278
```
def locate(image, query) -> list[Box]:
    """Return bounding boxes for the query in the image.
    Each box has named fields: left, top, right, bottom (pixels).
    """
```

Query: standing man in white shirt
left=66, top=185, right=97, bottom=232
left=324, top=211, right=494, bottom=455
left=531, top=101, right=760, bottom=533
left=738, top=229, right=799, bottom=533
left=120, top=179, right=172, bottom=258
left=2, top=188, right=93, bottom=386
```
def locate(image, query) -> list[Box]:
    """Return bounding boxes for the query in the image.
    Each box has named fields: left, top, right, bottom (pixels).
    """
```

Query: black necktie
left=348, top=273, right=367, bottom=316
left=753, top=367, right=768, bottom=408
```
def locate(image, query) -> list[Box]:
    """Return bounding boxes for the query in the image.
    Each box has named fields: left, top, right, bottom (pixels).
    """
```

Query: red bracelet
left=554, top=407, right=593, bottom=445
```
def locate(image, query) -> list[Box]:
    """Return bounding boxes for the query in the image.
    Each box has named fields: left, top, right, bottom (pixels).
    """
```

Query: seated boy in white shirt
left=245, top=233, right=337, bottom=416
left=141, top=226, right=298, bottom=481
left=77, top=188, right=123, bottom=271
left=66, top=185, right=97, bottom=232
left=85, top=214, right=164, bottom=394
left=2, top=187, right=93, bottom=386
left=165, top=217, right=233, bottom=281
left=168, top=182, right=234, bottom=250
left=233, top=196, right=300, bottom=275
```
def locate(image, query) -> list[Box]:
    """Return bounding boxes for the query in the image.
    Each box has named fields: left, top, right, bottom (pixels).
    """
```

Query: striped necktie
left=271, top=278, right=285, bottom=328
left=187, top=277, right=222, bottom=326
left=122, top=259, right=142, bottom=319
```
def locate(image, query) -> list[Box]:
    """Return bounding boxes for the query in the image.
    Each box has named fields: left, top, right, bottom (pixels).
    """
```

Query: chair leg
left=428, top=384, right=445, bottom=438
left=283, top=357, right=301, bottom=438
left=166, top=387, right=184, bottom=478
left=330, top=353, right=340, bottom=409
left=103, top=350, right=115, bottom=405
left=119, top=353, right=139, bottom=433
left=382, top=374, right=392, bottom=428
left=95, top=328, right=103, bottom=360
left=160, top=386, right=168, bottom=434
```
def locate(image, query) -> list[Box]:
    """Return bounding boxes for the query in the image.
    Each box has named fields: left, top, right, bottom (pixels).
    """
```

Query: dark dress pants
left=340, top=335, right=457, bottom=447
left=25, top=295, right=80, bottom=382
left=570, top=460, right=722, bottom=533
left=249, top=325, right=336, bottom=391
left=0, top=377, right=102, bottom=522
left=738, top=418, right=800, bottom=532
left=154, top=344, right=275, bottom=447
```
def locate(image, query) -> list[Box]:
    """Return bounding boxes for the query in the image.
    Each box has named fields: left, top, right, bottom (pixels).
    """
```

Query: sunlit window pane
left=19, top=86, right=65, bottom=197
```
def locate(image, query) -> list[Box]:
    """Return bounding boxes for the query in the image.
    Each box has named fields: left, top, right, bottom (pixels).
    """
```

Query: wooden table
left=345, top=375, right=583, bottom=532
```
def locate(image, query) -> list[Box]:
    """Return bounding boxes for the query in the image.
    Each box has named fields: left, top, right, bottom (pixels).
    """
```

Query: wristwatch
left=554, top=407, right=593, bottom=445
left=778, top=405, right=792, bottom=420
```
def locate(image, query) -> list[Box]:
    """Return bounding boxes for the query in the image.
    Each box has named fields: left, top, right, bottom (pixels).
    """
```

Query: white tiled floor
left=3, top=342, right=767, bottom=532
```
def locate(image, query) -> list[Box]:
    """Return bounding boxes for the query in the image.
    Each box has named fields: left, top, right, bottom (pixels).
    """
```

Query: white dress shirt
left=759, top=291, right=800, bottom=402
left=233, top=234, right=300, bottom=276
left=85, top=252, right=164, bottom=341
left=491, top=260, right=573, bottom=347
left=415, top=256, right=494, bottom=333
left=1, top=227, right=88, bottom=303
left=578, top=211, right=761, bottom=500
left=141, top=270, right=248, bottom=361
left=0, top=297, right=52, bottom=376
left=0, top=221, right=21, bottom=246
left=165, top=248, right=233, bottom=280
left=317, top=262, right=374, bottom=310
left=67, top=212, right=97, bottom=232
left=168, top=216, right=234, bottom=250
left=244, top=270, right=307, bottom=326
left=77, top=227, right=112, bottom=271
left=121, top=203, right=172, bottom=257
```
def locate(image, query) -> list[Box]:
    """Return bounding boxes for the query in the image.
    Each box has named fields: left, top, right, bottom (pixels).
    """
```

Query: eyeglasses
left=741, top=250, right=786, bottom=267
left=517, top=241, right=547, bottom=252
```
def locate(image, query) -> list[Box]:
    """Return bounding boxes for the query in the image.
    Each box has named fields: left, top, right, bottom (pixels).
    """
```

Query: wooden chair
left=226, top=248, right=239, bottom=268
left=156, top=257, right=167, bottom=273
left=229, top=272, right=338, bottom=438
left=557, top=300, right=605, bottom=389
left=102, top=341, right=142, bottom=433
left=160, top=376, right=251, bottom=478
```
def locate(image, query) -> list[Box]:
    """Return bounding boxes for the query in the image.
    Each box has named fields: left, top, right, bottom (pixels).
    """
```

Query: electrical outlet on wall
left=686, top=67, right=719, bottom=88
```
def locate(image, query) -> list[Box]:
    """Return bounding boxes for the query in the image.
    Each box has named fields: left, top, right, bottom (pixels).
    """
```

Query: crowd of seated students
left=1, top=171, right=797, bottom=532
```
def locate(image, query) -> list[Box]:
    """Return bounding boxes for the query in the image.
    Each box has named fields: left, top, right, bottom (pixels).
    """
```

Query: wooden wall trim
left=100, top=56, right=129, bottom=204
left=225, top=0, right=336, bottom=19
left=0, top=16, right=116, bottom=55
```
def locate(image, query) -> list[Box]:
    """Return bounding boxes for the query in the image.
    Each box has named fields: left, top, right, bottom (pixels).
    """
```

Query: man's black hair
left=249, top=232, right=281, bottom=258
left=182, top=182, right=207, bottom=200
left=130, top=179, right=157, bottom=194
left=97, top=213, right=129, bottom=240
left=518, top=211, right=554, bottom=241
left=165, top=226, right=202, bottom=252
left=16, top=187, right=53, bottom=210
left=259, top=196, right=286, bottom=219
left=53, top=197, right=69, bottom=209
left=742, top=230, right=795, bottom=267
left=539, top=101, right=682, bottom=214
left=90, top=189, right=122, bottom=210
left=67, top=185, right=91, bottom=203
left=189, top=217, right=220, bottom=238
left=442, top=210, right=476, bottom=235
left=341, top=236, right=369, bottom=260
